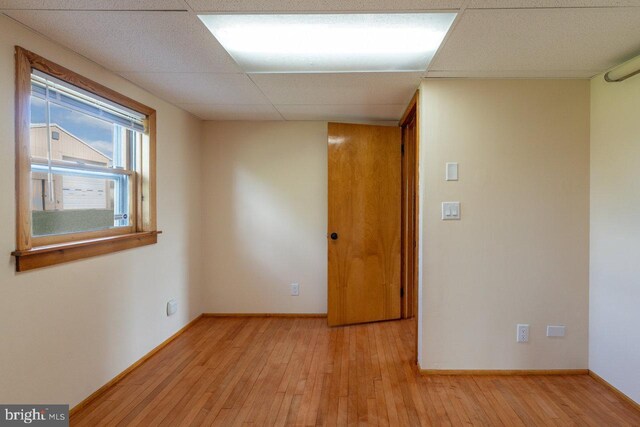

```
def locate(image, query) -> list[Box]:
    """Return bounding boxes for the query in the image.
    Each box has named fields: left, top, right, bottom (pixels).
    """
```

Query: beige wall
left=418, top=79, right=590, bottom=369
left=0, top=13, right=608, bottom=406
left=201, top=121, right=328, bottom=314
left=590, top=70, right=640, bottom=403
left=0, top=15, right=203, bottom=407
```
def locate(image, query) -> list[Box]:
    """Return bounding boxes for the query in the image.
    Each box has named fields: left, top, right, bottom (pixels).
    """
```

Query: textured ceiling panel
left=177, top=103, right=283, bottom=120
left=0, top=0, right=187, bottom=10
left=276, top=104, right=406, bottom=121
left=187, top=0, right=463, bottom=12
left=250, top=72, right=421, bottom=105
left=468, top=0, right=640, bottom=8
left=120, top=72, right=269, bottom=104
left=6, top=2, right=640, bottom=121
left=4, top=10, right=241, bottom=73
left=431, top=7, right=640, bottom=74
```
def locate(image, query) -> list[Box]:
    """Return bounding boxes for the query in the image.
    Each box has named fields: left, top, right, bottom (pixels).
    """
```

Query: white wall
left=0, top=15, right=203, bottom=407
left=201, top=121, right=328, bottom=314
left=590, top=71, right=640, bottom=404
left=419, top=79, right=590, bottom=370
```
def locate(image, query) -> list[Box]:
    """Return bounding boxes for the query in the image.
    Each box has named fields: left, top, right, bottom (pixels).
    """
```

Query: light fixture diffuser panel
left=198, top=13, right=456, bottom=73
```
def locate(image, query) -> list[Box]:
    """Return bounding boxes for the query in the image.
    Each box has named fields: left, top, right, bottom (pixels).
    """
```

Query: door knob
left=330, top=232, right=338, bottom=240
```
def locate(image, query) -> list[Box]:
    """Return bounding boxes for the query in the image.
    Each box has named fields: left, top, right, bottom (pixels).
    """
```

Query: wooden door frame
left=399, top=90, right=420, bottom=362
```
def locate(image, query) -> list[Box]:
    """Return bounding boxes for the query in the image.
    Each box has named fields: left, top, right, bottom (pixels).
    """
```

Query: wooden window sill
left=12, top=231, right=162, bottom=272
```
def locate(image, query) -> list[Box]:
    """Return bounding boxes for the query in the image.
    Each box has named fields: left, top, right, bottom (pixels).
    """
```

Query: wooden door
left=328, top=122, right=402, bottom=326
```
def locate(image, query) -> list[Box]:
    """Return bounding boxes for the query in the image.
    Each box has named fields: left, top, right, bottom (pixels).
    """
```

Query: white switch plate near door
left=442, top=202, right=461, bottom=220
left=446, top=162, right=459, bottom=181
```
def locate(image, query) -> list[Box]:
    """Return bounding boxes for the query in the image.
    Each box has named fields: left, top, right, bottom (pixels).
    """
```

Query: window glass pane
left=30, top=168, right=130, bottom=237
left=51, top=103, right=118, bottom=165
left=29, top=72, right=138, bottom=238
left=30, top=96, right=131, bottom=169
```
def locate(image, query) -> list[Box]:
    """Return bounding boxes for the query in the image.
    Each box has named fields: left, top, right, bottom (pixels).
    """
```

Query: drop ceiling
left=2, top=0, right=640, bottom=122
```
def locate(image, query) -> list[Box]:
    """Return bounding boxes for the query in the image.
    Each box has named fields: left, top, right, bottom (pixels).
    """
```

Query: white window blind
left=31, top=70, right=146, bottom=133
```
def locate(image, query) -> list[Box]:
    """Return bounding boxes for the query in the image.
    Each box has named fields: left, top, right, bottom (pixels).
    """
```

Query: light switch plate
left=442, top=202, right=461, bottom=220
left=446, top=162, right=458, bottom=181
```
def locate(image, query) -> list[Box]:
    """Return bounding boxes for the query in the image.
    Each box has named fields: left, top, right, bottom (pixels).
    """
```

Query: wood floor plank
left=451, top=376, right=493, bottom=426
left=69, top=318, right=640, bottom=426
left=383, top=323, right=420, bottom=426
left=538, top=375, right=602, bottom=427
left=372, top=323, right=401, bottom=426
left=199, top=319, right=282, bottom=424
left=373, top=380, right=390, bottom=427
left=233, top=320, right=301, bottom=426
left=316, top=326, right=340, bottom=426
left=172, top=324, right=268, bottom=425
left=420, top=376, right=452, bottom=426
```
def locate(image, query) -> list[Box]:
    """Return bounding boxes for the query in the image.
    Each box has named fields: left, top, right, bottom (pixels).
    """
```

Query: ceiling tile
left=120, top=72, right=270, bottom=104
left=187, top=0, right=463, bottom=12
left=276, top=104, right=406, bottom=121
left=177, top=104, right=283, bottom=120
left=431, top=7, right=640, bottom=75
left=0, top=0, right=186, bottom=10
left=4, top=10, right=241, bottom=73
left=468, top=0, right=640, bottom=8
left=250, top=72, right=421, bottom=105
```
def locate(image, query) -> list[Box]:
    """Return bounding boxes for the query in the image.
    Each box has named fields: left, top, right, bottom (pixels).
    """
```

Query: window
left=12, top=47, right=159, bottom=271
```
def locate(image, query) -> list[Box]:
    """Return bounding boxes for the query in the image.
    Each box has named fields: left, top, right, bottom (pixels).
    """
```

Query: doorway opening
left=326, top=90, right=420, bottom=361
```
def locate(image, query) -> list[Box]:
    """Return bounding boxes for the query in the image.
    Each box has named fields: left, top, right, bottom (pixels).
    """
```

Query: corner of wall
left=588, top=69, right=640, bottom=405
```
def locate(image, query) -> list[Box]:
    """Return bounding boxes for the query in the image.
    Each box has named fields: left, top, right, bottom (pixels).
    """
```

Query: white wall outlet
left=290, top=283, right=299, bottom=296
left=517, top=324, right=529, bottom=343
left=547, top=325, right=566, bottom=337
left=167, top=299, right=178, bottom=316
left=442, top=202, right=461, bottom=220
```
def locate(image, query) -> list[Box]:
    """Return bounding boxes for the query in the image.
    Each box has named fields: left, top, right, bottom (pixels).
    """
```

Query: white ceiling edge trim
left=424, top=70, right=599, bottom=79
left=423, top=76, right=594, bottom=80
left=201, top=119, right=400, bottom=125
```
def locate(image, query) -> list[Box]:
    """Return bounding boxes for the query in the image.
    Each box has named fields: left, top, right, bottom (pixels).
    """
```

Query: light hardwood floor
left=71, top=317, right=640, bottom=426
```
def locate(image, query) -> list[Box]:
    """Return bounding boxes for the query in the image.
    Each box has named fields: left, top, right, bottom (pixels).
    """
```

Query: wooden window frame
left=11, top=46, right=159, bottom=271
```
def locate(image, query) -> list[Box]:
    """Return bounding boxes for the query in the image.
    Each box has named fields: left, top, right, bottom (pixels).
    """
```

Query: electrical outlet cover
left=290, top=283, right=299, bottom=296
left=547, top=325, right=566, bottom=337
left=167, top=299, right=178, bottom=316
left=517, top=324, right=529, bottom=343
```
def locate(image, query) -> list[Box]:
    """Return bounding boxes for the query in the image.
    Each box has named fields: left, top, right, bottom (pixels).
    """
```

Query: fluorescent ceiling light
left=198, top=13, right=456, bottom=73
